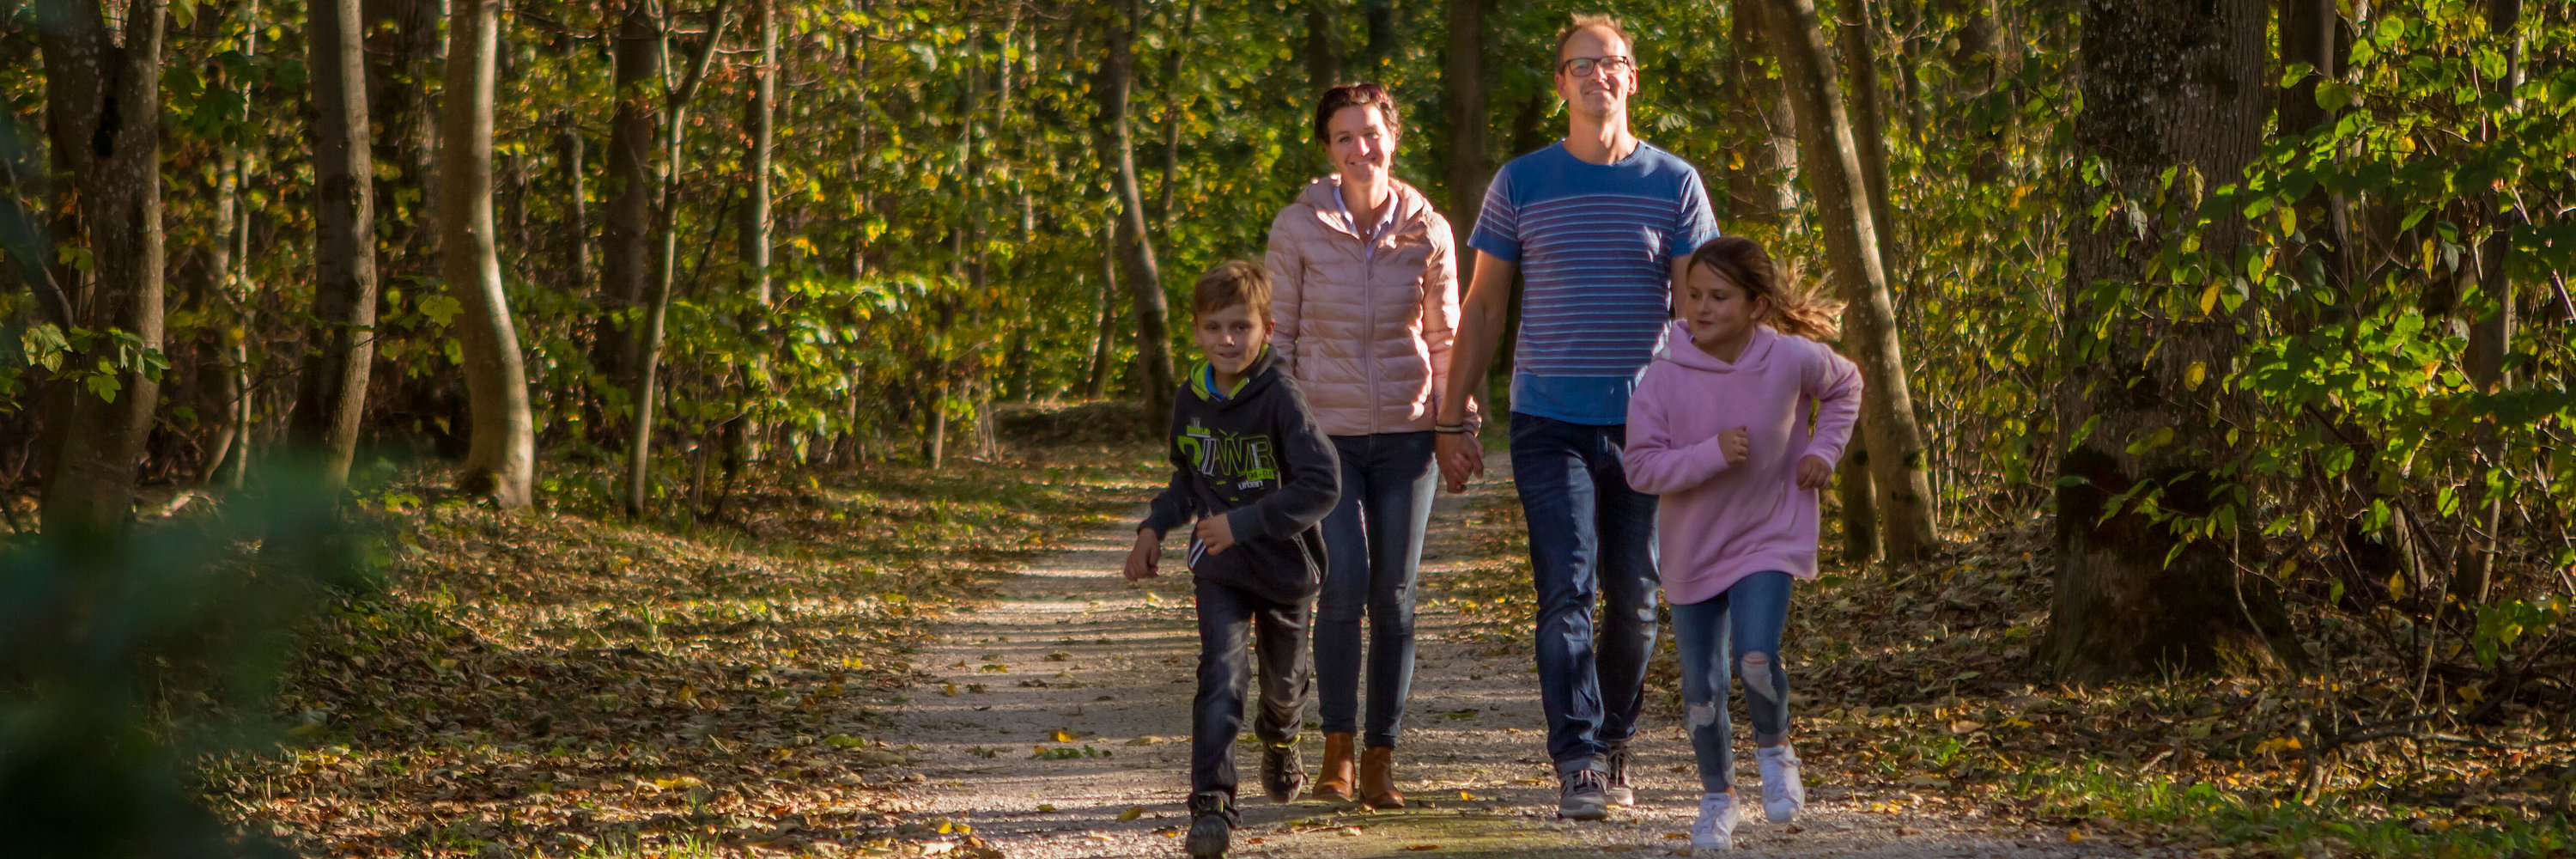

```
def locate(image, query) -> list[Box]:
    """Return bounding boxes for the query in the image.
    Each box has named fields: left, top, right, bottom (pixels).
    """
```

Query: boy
left=1124, top=260, right=1341, bottom=859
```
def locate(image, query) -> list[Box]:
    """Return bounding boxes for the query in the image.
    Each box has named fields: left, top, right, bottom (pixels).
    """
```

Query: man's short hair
left=1555, top=14, right=1633, bottom=63
left=1193, top=260, right=1273, bottom=322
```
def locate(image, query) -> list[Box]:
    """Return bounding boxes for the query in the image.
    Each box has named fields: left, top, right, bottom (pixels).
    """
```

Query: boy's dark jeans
left=1193, top=575, right=1312, bottom=817
left=1508, top=412, right=1662, bottom=774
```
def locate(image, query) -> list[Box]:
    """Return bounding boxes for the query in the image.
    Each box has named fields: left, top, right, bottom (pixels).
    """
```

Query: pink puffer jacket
left=1263, top=176, right=1468, bottom=436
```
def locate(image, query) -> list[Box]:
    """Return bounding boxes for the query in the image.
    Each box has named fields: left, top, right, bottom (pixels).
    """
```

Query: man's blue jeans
left=1315, top=431, right=1437, bottom=749
left=1509, top=412, right=1661, bottom=773
left=1672, top=571, right=1795, bottom=794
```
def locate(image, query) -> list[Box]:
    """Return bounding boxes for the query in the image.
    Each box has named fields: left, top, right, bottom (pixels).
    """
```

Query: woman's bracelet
left=1434, top=423, right=1472, bottom=435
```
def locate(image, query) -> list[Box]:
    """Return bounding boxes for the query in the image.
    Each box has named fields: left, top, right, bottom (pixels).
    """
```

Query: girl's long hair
left=1686, top=236, right=1845, bottom=342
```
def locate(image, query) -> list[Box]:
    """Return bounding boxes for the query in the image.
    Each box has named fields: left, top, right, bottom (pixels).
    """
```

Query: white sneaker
left=1692, top=791, right=1738, bottom=850
left=1757, top=745, right=1806, bottom=823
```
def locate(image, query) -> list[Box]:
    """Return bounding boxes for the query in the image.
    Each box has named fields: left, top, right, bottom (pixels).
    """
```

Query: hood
left=1653, top=320, right=1776, bottom=374
left=1186, top=344, right=1284, bottom=405
left=1294, top=175, right=1431, bottom=241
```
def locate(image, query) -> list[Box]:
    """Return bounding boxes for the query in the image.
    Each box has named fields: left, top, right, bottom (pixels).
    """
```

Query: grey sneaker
left=1558, top=767, right=1611, bottom=820
left=1605, top=744, right=1637, bottom=806
left=1756, top=745, right=1806, bottom=823
left=1692, top=791, right=1739, bottom=850
left=1261, top=740, right=1307, bottom=803
left=1186, top=792, right=1233, bottom=858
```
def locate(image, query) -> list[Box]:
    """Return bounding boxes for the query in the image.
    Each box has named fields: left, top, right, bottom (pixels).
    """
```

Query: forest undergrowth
left=201, top=405, right=1170, bottom=857
left=1429, top=493, right=2576, bottom=859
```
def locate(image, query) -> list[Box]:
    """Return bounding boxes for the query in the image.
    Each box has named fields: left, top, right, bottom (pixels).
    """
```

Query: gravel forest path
left=887, top=466, right=2168, bottom=859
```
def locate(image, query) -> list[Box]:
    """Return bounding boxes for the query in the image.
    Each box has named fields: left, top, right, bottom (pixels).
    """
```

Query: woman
left=1262, top=82, right=1468, bottom=809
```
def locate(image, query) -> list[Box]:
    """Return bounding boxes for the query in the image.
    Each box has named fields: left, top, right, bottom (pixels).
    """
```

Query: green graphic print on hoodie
left=1140, top=345, right=1342, bottom=604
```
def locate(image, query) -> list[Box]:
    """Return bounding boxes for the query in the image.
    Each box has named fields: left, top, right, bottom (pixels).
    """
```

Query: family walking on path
left=1114, top=15, right=1859, bottom=856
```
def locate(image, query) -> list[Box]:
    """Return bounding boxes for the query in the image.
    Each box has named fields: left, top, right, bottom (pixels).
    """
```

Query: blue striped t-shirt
left=1467, top=141, right=1721, bottom=424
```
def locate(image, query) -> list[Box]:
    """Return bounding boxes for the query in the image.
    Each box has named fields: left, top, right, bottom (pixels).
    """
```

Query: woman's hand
left=1123, top=529, right=1163, bottom=580
left=1193, top=515, right=1238, bottom=555
left=1437, top=432, right=1485, bottom=493
left=1795, top=454, right=1835, bottom=490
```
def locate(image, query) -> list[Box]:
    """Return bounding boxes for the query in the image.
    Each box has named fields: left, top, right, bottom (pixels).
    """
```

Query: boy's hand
left=1193, top=514, right=1238, bottom=555
left=1123, top=529, right=1162, bottom=580
left=1718, top=427, right=1750, bottom=466
left=1795, top=454, right=1834, bottom=490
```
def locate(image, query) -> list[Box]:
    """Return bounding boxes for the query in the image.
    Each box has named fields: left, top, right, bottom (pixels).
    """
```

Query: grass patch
left=205, top=430, right=1163, bottom=857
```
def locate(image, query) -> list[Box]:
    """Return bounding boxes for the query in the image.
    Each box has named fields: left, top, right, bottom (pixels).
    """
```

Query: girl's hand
left=1194, top=515, right=1238, bottom=555
left=1718, top=427, right=1750, bottom=466
left=1795, top=454, right=1835, bottom=490
left=1123, top=529, right=1162, bottom=580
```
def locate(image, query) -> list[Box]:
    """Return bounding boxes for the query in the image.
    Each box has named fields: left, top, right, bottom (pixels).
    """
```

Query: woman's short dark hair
left=1312, top=82, right=1400, bottom=145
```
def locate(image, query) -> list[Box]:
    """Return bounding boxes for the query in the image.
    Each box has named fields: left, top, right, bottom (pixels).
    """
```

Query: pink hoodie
left=1622, top=321, right=1863, bottom=605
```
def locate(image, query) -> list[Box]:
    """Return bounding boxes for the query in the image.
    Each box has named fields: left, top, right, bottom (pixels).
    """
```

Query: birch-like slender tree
left=438, top=0, right=536, bottom=508
left=292, top=0, right=381, bottom=489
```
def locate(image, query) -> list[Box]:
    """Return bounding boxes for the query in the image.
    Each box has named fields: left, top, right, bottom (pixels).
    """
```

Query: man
left=1433, top=14, right=1722, bottom=821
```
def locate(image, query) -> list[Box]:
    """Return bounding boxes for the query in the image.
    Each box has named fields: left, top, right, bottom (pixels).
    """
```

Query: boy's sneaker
left=1557, top=767, right=1611, bottom=820
left=1692, top=791, right=1739, bottom=850
left=1186, top=793, right=1233, bottom=859
left=1261, top=740, right=1307, bottom=802
left=1756, top=745, right=1806, bottom=823
left=1604, top=743, right=1637, bottom=806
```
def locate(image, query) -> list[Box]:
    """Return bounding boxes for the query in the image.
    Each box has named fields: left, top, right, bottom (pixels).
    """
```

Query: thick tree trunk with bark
left=292, top=0, right=381, bottom=490
left=1725, top=0, right=1800, bottom=226
left=439, top=0, right=537, bottom=508
left=2041, top=0, right=2281, bottom=680
left=1443, top=0, right=1487, bottom=258
left=1094, top=0, right=1176, bottom=420
left=598, top=0, right=661, bottom=389
left=1759, top=0, right=1941, bottom=561
left=35, top=0, right=168, bottom=535
left=1837, top=0, right=1901, bottom=563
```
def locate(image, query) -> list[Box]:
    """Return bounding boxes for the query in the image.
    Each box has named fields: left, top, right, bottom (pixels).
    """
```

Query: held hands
left=1193, top=514, right=1238, bottom=555
left=1795, top=454, right=1835, bottom=490
left=1437, top=432, right=1485, bottom=493
left=1122, top=528, right=1162, bottom=581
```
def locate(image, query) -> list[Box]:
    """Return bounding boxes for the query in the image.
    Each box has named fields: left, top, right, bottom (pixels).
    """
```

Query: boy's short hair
left=1193, top=260, right=1273, bottom=322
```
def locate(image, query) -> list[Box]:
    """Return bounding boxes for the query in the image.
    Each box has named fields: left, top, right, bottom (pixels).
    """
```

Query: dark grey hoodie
left=1140, top=345, right=1341, bottom=604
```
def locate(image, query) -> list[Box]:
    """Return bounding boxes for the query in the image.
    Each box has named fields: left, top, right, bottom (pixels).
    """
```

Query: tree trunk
left=598, top=0, right=661, bottom=390
left=1095, top=0, right=1176, bottom=420
left=1304, top=0, right=1341, bottom=95
left=363, top=0, right=445, bottom=273
left=292, top=0, right=380, bottom=490
left=1834, top=0, right=1897, bottom=561
left=623, top=0, right=729, bottom=517
left=1085, top=224, right=1120, bottom=399
left=1760, top=0, right=1941, bottom=561
left=2456, top=0, right=2524, bottom=605
left=1443, top=0, right=1487, bottom=258
left=1152, top=2, right=1196, bottom=230
left=439, top=0, right=536, bottom=508
left=1725, top=0, right=1799, bottom=227
left=35, top=0, right=168, bottom=536
left=2041, top=0, right=2281, bottom=680
left=2276, top=0, right=2356, bottom=319
left=730, top=0, right=778, bottom=478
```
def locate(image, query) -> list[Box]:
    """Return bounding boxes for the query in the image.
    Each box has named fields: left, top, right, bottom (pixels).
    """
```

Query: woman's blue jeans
left=1672, top=571, right=1794, bottom=794
left=1313, top=430, right=1437, bottom=748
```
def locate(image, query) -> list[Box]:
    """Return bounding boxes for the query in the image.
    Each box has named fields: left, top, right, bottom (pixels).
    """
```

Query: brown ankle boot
left=1313, top=733, right=1356, bottom=803
left=1360, top=745, right=1406, bottom=809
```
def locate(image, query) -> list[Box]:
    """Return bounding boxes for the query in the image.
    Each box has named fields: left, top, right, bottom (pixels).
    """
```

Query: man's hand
left=1718, top=427, right=1750, bottom=467
left=1123, top=528, right=1163, bottom=580
left=1193, top=514, right=1238, bottom=555
left=1437, top=432, right=1485, bottom=493
left=1795, top=454, right=1835, bottom=490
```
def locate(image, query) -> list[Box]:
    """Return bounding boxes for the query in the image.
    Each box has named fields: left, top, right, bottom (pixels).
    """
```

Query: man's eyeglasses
left=1557, top=55, right=1635, bottom=77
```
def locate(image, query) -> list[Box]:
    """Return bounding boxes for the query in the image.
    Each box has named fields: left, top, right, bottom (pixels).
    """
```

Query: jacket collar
left=1187, top=344, right=1281, bottom=404
left=1297, top=175, right=1424, bottom=242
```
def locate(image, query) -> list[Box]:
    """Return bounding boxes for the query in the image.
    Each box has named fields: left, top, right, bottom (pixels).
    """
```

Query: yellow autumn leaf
left=2185, top=361, right=2207, bottom=390
left=1119, top=806, right=1145, bottom=821
left=2196, top=283, right=2221, bottom=316
left=1052, top=728, right=1077, bottom=742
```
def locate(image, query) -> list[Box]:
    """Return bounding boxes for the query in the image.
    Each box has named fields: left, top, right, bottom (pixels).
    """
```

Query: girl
left=1621, top=236, right=1860, bottom=850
